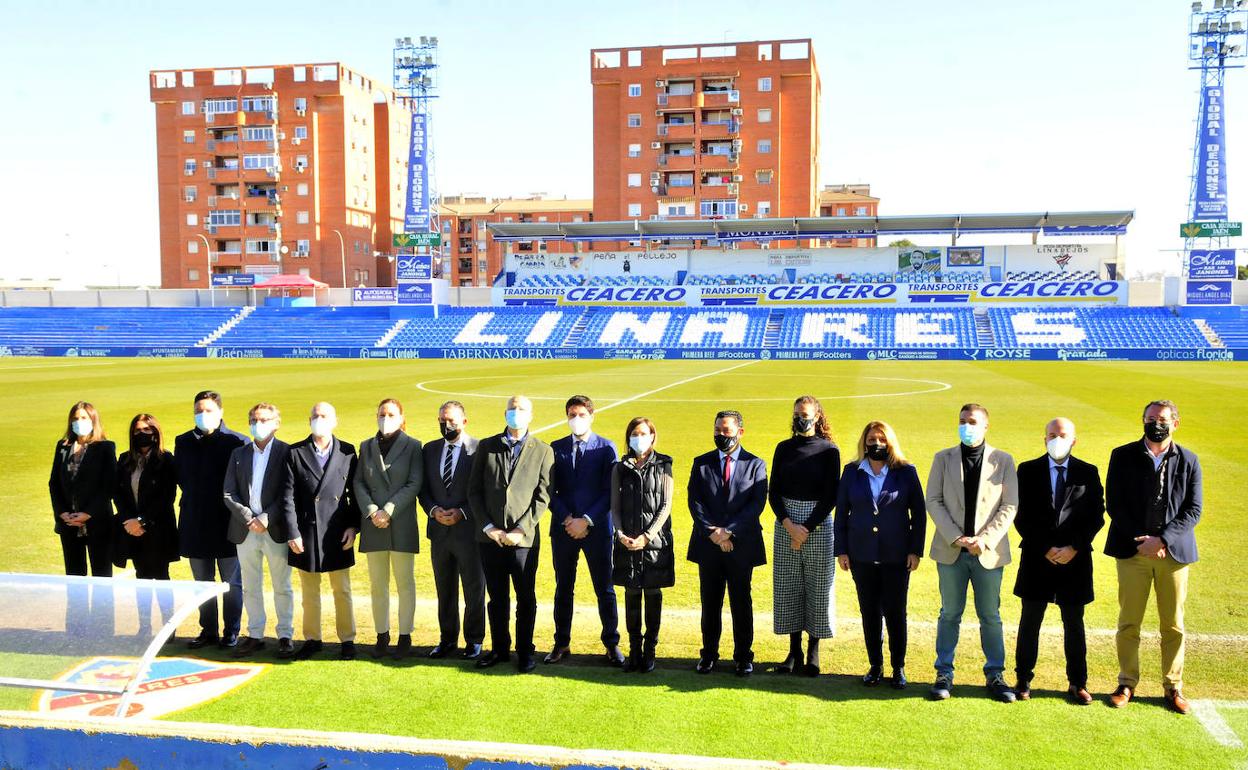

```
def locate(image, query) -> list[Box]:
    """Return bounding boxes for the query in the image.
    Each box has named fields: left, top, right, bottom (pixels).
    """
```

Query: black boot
left=371, top=631, right=390, bottom=659
left=623, top=645, right=641, bottom=673
left=641, top=590, right=662, bottom=673
left=803, top=637, right=821, bottom=677
left=771, top=632, right=803, bottom=674
left=624, top=591, right=644, bottom=672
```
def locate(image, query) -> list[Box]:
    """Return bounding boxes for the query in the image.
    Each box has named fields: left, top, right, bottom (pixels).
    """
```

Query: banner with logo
left=1185, top=279, right=1233, bottom=305
left=1187, top=249, right=1236, bottom=279
left=352, top=287, right=398, bottom=304
left=404, top=113, right=430, bottom=231
left=1196, top=85, right=1228, bottom=220
left=396, top=255, right=432, bottom=281
left=492, top=280, right=1128, bottom=307
left=210, top=273, right=255, bottom=287
left=1002, top=244, right=1112, bottom=275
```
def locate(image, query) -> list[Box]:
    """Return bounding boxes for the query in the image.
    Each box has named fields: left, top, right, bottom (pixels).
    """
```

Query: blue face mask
left=505, top=409, right=531, bottom=431
left=194, top=411, right=221, bottom=433
left=959, top=423, right=985, bottom=447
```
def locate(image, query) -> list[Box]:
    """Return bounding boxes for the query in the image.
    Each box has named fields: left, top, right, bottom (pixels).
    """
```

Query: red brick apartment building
left=439, top=195, right=593, bottom=286
left=149, top=63, right=412, bottom=288
left=819, top=183, right=879, bottom=247
left=590, top=39, right=820, bottom=237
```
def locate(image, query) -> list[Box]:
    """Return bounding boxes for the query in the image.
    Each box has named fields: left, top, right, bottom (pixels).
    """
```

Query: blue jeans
left=189, top=556, right=242, bottom=638
left=934, top=551, right=1005, bottom=681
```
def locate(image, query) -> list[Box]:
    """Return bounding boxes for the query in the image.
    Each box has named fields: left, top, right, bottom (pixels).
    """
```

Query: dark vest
left=613, top=452, right=675, bottom=590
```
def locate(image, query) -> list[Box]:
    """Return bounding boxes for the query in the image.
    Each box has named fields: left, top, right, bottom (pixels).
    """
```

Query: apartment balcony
left=701, top=90, right=740, bottom=108
left=208, top=251, right=244, bottom=266
left=700, top=120, right=740, bottom=139
left=657, top=92, right=700, bottom=109
left=657, top=123, right=696, bottom=141
left=700, top=151, right=739, bottom=168
left=660, top=152, right=697, bottom=172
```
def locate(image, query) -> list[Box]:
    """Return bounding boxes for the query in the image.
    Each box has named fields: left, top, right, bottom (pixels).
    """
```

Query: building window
left=240, top=96, right=274, bottom=113
left=183, top=185, right=197, bottom=202
left=855, top=206, right=869, bottom=216
left=628, top=143, right=641, bottom=158
left=756, top=169, right=774, bottom=184
left=203, top=98, right=238, bottom=115
left=188, top=268, right=200, bottom=281
left=628, top=83, right=641, bottom=97
left=243, top=154, right=278, bottom=170
left=186, top=213, right=198, bottom=226
left=757, top=201, right=772, bottom=216
left=699, top=199, right=738, bottom=218
left=297, top=183, right=309, bottom=196
left=758, top=77, right=772, bottom=92
left=294, top=97, right=308, bottom=112
left=208, top=210, right=241, bottom=226
left=627, top=113, right=641, bottom=128
left=182, top=130, right=195, bottom=144
left=627, top=203, right=642, bottom=217
left=757, top=108, right=772, bottom=123
left=296, top=211, right=309, bottom=224
left=183, top=159, right=196, bottom=176
left=296, top=239, right=310, bottom=255
left=181, top=101, right=196, bottom=116
left=668, top=172, right=694, bottom=187
left=294, top=126, right=308, bottom=139
left=757, top=138, right=772, bottom=154
left=627, top=173, right=642, bottom=187
left=181, top=71, right=194, bottom=87
left=836, top=207, right=847, bottom=216
left=292, top=66, right=306, bottom=82
left=294, top=155, right=309, bottom=170
left=187, top=240, right=199, bottom=254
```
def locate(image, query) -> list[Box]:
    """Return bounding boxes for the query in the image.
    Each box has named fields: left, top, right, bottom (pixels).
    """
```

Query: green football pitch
left=1, top=357, right=1245, bottom=769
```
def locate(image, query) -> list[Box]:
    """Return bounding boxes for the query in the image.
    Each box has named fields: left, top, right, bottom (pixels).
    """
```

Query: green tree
left=888, top=239, right=916, bottom=248
left=1238, top=264, right=1247, bottom=281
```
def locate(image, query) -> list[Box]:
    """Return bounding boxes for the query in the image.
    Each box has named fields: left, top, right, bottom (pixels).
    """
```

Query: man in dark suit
left=418, top=400, right=486, bottom=660
left=282, top=402, right=361, bottom=661
left=1012, top=417, right=1104, bottom=705
left=223, top=402, right=294, bottom=659
left=1105, top=399, right=1202, bottom=715
left=545, top=395, right=623, bottom=667
left=687, top=409, right=768, bottom=676
left=467, top=395, right=555, bottom=673
left=174, top=390, right=247, bottom=649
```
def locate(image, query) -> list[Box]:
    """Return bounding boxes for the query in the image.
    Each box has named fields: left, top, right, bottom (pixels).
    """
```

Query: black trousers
left=1015, top=598, right=1087, bottom=688
left=133, top=559, right=173, bottom=633
left=623, top=588, right=663, bottom=653
left=479, top=535, right=540, bottom=657
left=697, top=554, right=755, bottom=664
left=551, top=528, right=619, bottom=649
left=430, top=526, right=486, bottom=647
left=850, top=562, right=910, bottom=669
left=61, top=533, right=112, bottom=578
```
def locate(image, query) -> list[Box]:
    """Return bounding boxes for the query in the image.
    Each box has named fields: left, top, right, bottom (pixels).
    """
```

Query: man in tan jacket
left=926, top=403, right=1018, bottom=703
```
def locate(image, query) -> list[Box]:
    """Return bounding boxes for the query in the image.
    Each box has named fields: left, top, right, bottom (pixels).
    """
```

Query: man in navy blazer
left=545, top=395, right=623, bottom=666
left=687, top=409, right=768, bottom=676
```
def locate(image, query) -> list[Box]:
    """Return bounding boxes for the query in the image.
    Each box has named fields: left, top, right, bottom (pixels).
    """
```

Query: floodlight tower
left=393, top=36, right=442, bottom=270
left=1184, top=0, right=1246, bottom=263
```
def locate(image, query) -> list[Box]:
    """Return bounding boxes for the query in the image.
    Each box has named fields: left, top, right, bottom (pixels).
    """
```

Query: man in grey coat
left=467, top=395, right=554, bottom=673
left=223, top=402, right=294, bottom=658
left=355, top=398, right=424, bottom=659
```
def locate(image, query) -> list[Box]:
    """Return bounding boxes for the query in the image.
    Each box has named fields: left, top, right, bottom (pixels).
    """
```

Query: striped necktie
left=442, top=444, right=455, bottom=488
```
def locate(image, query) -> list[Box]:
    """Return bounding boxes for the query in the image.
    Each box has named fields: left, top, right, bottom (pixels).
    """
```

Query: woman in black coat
left=49, top=401, right=117, bottom=578
left=610, top=417, right=674, bottom=673
left=114, top=413, right=180, bottom=635
left=834, top=420, right=926, bottom=690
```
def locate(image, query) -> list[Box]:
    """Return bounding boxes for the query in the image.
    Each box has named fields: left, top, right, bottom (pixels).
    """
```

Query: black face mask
left=439, top=421, right=461, bottom=442
left=713, top=434, right=738, bottom=453
left=865, top=444, right=889, bottom=461
left=793, top=416, right=815, bottom=434
left=1144, top=422, right=1171, bottom=443
left=132, top=431, right=157, bottom=449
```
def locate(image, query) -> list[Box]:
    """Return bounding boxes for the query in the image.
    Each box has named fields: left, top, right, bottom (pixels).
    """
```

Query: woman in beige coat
left=355, top=398, right=424, bottom=658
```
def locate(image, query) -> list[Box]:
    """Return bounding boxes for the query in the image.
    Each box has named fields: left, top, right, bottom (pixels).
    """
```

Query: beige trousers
left=297, top=567, right=356, bottom=643
left=1116, top=554, right=1188, bottom=691
left=366, top=550, right=416, bottom=635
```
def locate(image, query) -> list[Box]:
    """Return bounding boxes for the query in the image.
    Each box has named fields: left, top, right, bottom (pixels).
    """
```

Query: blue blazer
left=1105, top=440, right=1202, bottom=564
left=549, top=432, right=618, bottom=538
left=686, top=448, right=768, bottom=568
left=833, top=461, right=926, bottom=565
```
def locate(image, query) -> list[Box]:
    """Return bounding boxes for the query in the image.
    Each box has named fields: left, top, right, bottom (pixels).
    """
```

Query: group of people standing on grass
left=50, top=392, right=1201, bottom=713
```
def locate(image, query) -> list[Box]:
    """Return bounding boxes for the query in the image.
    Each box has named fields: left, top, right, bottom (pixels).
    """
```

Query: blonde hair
left=855, top=421, right=911, bottom=468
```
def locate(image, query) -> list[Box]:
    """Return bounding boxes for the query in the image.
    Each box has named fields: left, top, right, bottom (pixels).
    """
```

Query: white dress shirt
left=249, top=440, right=272, bottom=513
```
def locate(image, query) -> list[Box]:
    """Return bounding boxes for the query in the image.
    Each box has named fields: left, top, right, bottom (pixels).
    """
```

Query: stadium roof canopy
left=485, top=211, right=1134, bottom=243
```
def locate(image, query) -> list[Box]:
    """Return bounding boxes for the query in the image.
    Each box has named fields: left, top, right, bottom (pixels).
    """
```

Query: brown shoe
left=1068, top=686, right=1093, bottom=706
left=232, top=636, right=265, bottom=658
left=543, top=646, right=571, bottom=664
left=1108, top=685, right=1133, bottom=708
left=1164, top=689, right=1191, bottom=715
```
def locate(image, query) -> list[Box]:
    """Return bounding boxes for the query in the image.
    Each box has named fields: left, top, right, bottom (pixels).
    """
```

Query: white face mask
left=310, top=417, right=334, bottom=439
left=505, top=409, right=531, bottom=432
left=628, top=434, right=653, bottom=455
left=378, top=415, right=403, bottom=435
left=71, top=418, right=94, bottom=437
left=194, top=411, right=222, bottom=433
left=1046, top=436, right=1074, bottom=462
left=249, top=421, right=275, bottom=442
left=568, top=415, right=591, bottom=437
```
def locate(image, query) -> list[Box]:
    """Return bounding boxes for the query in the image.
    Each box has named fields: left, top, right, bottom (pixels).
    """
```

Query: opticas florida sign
left=492, top=281, right=1128, bottom=307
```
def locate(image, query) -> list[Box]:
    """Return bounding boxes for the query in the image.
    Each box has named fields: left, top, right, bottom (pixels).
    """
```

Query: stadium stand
left=211, top=307, right=397, bottom=347
left=683, top=273, right=783, bottom=286
left=517, top=274, right=583, bottom=288
left=988, top=307, right=1207, bottom=348
left=585, top=275, right=669, bottom=287
left=1196, top=306, right=1248, bottom=348
left=1004, top=270, right=1099, bottom=281
left=776, top=309, right=978, bottom=348
left=0, top=307, right=239, bottom=347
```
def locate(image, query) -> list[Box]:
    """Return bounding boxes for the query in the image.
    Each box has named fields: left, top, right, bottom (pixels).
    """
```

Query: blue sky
left=0, top=0, right=1241, bottom=284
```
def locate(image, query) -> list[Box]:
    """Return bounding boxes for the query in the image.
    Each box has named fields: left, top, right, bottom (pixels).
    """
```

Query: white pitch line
left=527, top=360, right=757, bottom=435
left=1193, top=700, right=1245, bottom=749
